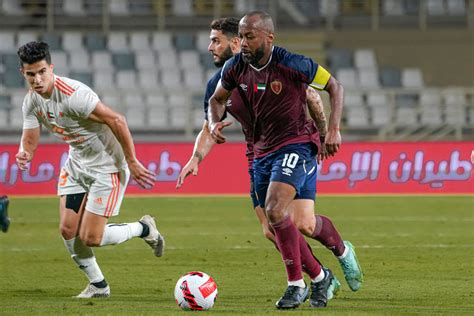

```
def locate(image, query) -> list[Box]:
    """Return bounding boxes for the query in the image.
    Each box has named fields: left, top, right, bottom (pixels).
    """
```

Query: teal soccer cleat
left=339, top=241, right=363, bottom=291
left=327, top=272, right=341, bottom=300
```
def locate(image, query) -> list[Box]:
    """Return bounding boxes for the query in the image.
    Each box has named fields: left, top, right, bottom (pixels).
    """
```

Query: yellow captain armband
left=309, top=65, right=331, bottom=90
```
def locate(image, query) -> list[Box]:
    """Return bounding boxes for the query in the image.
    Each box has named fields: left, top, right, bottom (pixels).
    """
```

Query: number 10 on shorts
left=282, top=153, right=299, bottom=168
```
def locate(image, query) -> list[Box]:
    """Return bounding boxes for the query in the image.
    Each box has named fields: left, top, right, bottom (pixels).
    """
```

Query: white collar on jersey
left=249, top=46, right=274, bottom=72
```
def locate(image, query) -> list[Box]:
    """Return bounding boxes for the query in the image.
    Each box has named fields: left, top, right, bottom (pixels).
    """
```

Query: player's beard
left=214, top=46, right=234, bottom=67
left=242, top=43, right=266, bottom=67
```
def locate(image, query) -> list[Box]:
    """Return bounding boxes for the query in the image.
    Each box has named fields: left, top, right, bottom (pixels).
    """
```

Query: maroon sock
left=312, top=215, right=345, bottom=257
left=299, top=234, right=322, bottom=279
left=271, top=216, right=303, bottom=282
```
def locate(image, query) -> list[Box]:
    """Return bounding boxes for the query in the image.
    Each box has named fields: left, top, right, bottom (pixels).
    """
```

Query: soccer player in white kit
left=15, top=41, right=164, bottom=298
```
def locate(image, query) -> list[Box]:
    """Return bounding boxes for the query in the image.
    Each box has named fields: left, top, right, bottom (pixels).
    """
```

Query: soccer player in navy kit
left=208, top=12, right=362, bottom=309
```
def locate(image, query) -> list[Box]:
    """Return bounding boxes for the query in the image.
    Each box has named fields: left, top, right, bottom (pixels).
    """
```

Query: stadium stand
left=0, top=0, right=472, bottom=142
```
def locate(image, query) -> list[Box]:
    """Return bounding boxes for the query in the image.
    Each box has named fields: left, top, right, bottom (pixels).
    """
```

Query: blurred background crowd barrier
left=0, top=0, right=473, bottom=143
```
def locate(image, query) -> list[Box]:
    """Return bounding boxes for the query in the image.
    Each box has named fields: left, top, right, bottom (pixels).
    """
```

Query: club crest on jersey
left=270, top=80, right=282, bottom=95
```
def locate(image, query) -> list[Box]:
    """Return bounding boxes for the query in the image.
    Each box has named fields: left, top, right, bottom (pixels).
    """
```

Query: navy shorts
left=253, top=143, right=317, bottom=209
left=248, top=169, right=260, bottom=209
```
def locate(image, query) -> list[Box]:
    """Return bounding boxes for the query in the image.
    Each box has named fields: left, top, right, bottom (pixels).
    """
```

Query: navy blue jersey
left=220, top=46, right=331, bottom=158
left=204, top=69, right=255, bottom=167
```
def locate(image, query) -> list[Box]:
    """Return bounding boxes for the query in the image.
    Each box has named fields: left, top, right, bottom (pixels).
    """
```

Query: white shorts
left=58, top=160, right=130, bottom=217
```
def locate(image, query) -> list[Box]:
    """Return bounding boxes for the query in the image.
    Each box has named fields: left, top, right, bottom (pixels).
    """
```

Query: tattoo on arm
left=314, top=111, right=327, bottom=138
left=193, top=151, right=203, bottom=163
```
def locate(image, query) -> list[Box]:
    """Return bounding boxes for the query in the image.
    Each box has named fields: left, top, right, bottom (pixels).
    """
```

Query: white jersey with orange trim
left=22, top=75, right=127, bottom=173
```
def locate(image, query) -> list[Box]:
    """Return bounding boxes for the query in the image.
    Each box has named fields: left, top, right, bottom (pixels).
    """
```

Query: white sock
left=311, top=269, right=325, bottom=283
left=99, top=222, right=143, bottom=246
left=288, top=279, right=306, bottom=288
left=337, top=246, right=349, bottom=260
left=63, top=237, right=105, bottom=283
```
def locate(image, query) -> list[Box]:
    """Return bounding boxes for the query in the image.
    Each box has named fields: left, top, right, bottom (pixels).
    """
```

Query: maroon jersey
left=220, top=46, right=328, bottom=158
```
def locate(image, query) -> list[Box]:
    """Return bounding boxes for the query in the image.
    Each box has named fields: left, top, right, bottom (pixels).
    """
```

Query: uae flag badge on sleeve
left=254, top=83, right=266, bottom=92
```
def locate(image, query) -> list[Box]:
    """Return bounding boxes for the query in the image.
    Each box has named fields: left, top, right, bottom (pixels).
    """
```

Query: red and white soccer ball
left=174, top=271, right=218, bottom=311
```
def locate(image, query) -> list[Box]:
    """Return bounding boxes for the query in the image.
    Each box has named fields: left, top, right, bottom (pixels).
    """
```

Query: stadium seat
left=0, top=95, right=10, bottom=110
left=358, top=68, right=380, bottom=88
left=63, top=0, right=86, bottom=16
left=129, top=32, right=151, bottom=52
left=354, top=49, right=377, bottom=69
left=420, top=104, right=443, bottom=125
left=101, top=92, right=122, bottom=110
left=395, top=107, right=418, bottom=125
left=396, top=94, right=418, bottom=107
left=85, top=0, right=103, bottom=16
left=2, top=0, right=24, bottom=15
left=161, top=71, right=182, bottom=89
left=152, top=32, right=174, bottom=51
left=183, top=68, right=205, bottom=90
left=129, top=1, right=154, bottom=15
left=327, top=48, right=353, bottom=72
left=70, top=71, right=93, bottom=87
left=41, top=33, right=62, bottom=50
left=367, top=91, right=389, bottom=107
left=62, top=32, right=84, bottom=52
left=0, top=32, right=16, bottom=52
left=69, top=50, right=90, bottom=71
left=50, top=51, right=69, bottom=75
left=419, top=90, right=442, bottom=107
left=85, top=33, right=107, bottom=51
left=344, top=92, right=364, bottom=107
left=93, top=71, right=115, bottom=90
left=371, top=106, right=392, bottom=126
left=319, top=0, right=341, bottom=16
left=345, top=106, right=369, bottom=127
left=107, top=33, right=129, bottom=52
left=91, top=51, right=113, bottom=70
left=179, top=51, right=201, bottom=70
left=427, top=0, right=446, bottom=16
left=108, top=0, right=129, bottom=15
left=157, top=49, right=179, bottom=70
left=112, top=53, right=136, bottom=70
left=200, top=52, right=215, bottom=70
left=447, top=0, right=466, bottom=15
left=10, top=91, right=25, bottom=108
left=116, top=71, right=137, bottom=89
left=135, top=51, right=157, bottom=70
left=0, top=108, right=8, bottom=127
left=138, top=71, right=160, bottom=90
left=146, top=94, right=167, bottom=109
left=172, top=0, right=193, bottom=16
left=3, top=72, right=24, bottom=88
left=193, top=108, right=206, bottom=128
left=382, top=0, right=404, bottom=16
left=336, top=68, right=358, bottom=89
left=175, top=33, right=195, bottom=51
left=444, top=89, right=467, bottom=125
left=8, top=106, right=23, bottom=128
left=16, top=32, right=38, bottom=47
left=467, top=107, right=474, bottom=125
left=148, top=106, right=169, bottom=128
left=125, top=106, right=147, bottom=128
left=169, top=107, right=189, bottom=128
left=380, top=67, right=401, bottom=87
left=196, top=31, right=211, bottom=52
left=401, top=68, right=424, bottom=88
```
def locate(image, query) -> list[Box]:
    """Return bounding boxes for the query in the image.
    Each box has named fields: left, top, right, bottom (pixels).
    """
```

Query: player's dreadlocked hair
left=210, top=17, right=239, bottom=39
left=17, top=41, right=51, bottom=67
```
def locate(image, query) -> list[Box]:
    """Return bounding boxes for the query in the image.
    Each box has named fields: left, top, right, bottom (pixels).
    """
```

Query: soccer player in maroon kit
left=209, top=12, right=362, bottom=309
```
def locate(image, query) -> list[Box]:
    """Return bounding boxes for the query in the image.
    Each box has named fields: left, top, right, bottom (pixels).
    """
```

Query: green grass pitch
left=1, top=195, right=473, bottom=315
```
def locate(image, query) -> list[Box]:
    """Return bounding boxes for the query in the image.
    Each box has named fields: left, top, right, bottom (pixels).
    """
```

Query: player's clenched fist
left=15, top=151, right=31, bottom=170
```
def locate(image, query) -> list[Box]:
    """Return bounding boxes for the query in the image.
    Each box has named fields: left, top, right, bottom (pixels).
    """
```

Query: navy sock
left=92, top=279, right=108, bottom=288
left=139, top=221, right=149, bottom=238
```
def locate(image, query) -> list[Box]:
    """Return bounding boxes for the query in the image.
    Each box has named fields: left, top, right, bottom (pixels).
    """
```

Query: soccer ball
left=174, top=271, right=218, bottom=311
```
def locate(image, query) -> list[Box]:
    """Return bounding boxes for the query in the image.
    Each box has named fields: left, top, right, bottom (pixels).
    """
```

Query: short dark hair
left=210, top=17, right=239, bottom=38
left=17, top=41, right=51, bottom=67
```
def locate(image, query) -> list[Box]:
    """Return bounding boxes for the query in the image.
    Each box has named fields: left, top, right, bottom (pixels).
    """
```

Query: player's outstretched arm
left=176, top=121, right=216, bottom=189
left=306, top=88, right=328, bottom=163
left=324, top=76, right=343, bottom=156
left=16, top=127, right=40, bottom=170
left=89, top=101, right=156, bottom=189
left=209, top=81, right=232, bottom=144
